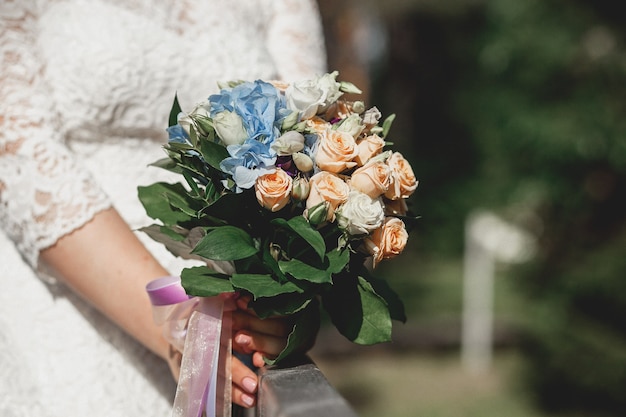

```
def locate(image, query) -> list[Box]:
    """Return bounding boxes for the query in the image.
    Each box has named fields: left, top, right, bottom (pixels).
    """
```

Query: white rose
left=213, top=110, right=248, bottom=146
left=177, top=103, right=210, bottom=137
left=316, top=71, right=342, bottom=110
left=336, top=190, right=385, bottom=236
left=335, top=113, right=364, bottom=138
left=271, top=131, right=305, bottom=155
left=286, top=72, right=343, bottom=120
left=286, top=79, right=324, bottom=120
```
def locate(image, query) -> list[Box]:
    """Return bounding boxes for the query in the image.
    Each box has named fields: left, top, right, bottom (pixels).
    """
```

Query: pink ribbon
left=147, top=276, right=234, bottom=417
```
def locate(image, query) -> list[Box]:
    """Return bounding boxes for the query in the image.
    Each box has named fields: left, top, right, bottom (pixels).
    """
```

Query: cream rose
left=314, top=129, right=358, bottom=174
left=385, top=152, right=418, bottom=200
left=336, top=114, right=364, bottom=139
left=349, top=160, right=392, bottom=199
left=271, top=131, right=305, bottom=156
left=255, top=168, right=293, bottom=212
left=363, top=217, right=409, bottom=267
left=286, top=72, right=342, bottom=120
left=213, top=110, right=248, bottom=146
left=178, top=103, right=211, bottom=137
left=355, top=134, right=385, bottom=166
left=336, top=190, right=385, bottom=236
left=305, top=171, right=350, bottom=222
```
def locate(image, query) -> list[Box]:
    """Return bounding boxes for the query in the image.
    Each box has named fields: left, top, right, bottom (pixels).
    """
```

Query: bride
left=0, top=0, right=326, bottom=415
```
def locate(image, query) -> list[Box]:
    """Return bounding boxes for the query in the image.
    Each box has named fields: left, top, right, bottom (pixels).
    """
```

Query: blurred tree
left=357, top=0, right=626, bottom=414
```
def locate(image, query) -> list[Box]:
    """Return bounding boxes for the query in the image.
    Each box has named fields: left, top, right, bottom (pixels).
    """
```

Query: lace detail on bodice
left=0, top=0, right=327, bottom=268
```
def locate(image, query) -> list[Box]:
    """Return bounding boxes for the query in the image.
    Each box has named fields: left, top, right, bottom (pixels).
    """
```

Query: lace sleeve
left=263, top=0, right=328, bottom=82
left=0, top=2, right=111, bottom=268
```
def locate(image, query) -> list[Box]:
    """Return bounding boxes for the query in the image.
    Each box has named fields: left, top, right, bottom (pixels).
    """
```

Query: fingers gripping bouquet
left=139, top=72, right=418, bottom=368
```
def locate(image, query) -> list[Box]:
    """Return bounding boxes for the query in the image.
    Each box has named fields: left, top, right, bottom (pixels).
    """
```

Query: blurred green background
left=310, top=0, right=626, bottom=416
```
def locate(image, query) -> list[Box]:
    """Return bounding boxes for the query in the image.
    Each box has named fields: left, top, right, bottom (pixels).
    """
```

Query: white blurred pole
left=461, top=211, right=536, bottom=374
left=461, top=218, right=495, bottom=374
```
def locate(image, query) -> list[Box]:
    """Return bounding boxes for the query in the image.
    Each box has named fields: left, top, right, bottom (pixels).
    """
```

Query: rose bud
left=291, top=176, right=311, bottom=201
left=306, top=201, right=331, bottom=227
left=292, top=152, right=314, bottom=173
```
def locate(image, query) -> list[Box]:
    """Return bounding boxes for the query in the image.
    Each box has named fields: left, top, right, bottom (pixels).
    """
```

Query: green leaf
left=181, top=266, right=234, bottom=297
left=182, top=170, right=201, bottom=197
left=326, top=247, right=350, bottom=274
left=169, top=94, right=182, bottom=127
left=230, top=273, right=303, bottom=299
left=137, top=182, right=195, bottom=225
left=199, top=192, right=252, bottom=224
left=249, top=292, right=313, bottom=318
left=265, top=299, right=320, bottom=365
left=272, top=216, right=326, bottom=261
left=381, top=113, right=396, bottom=138
left=192, top=226, right=258, bottom=261
left=322, top=274, right=392, bottom=345
left=360, top=269, right=407, bottom=323
left=149, top=157, right=181, bottom=174
left=139, top=225, right=209, bottom=262
left=188, top=125, right=199, bottom=148
left=199, top=138, right=229, bottom=172
left=278, top=258, right=332, bottom=284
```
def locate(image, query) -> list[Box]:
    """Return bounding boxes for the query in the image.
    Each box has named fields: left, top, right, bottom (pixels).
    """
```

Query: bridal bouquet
left=139, top=71, right=417, bottom=366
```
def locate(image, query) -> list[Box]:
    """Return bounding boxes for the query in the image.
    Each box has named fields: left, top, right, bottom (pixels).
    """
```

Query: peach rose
left=305, top=116, right=331, bottom=135
left=363, top=217, right=409, bottom=267
left=349, top=161, right=392, bottom=199
left=255, top=168, right=293, bottom=212
left=314, top=128, right=358, bottom=174
left=355, top=134, right=385, bottom=166
left=305, top=171, right=350, bottom=222
left=385, top=152, right=418, bottom=200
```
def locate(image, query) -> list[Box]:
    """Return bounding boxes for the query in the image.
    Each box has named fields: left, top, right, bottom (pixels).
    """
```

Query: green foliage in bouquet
left=138, top=73, right=417, bottom=364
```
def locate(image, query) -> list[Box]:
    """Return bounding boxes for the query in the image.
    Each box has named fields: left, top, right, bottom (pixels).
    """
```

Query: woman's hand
left=163, top=294, right=292, bottom=408
left=230, top=295, right=292, bottom=407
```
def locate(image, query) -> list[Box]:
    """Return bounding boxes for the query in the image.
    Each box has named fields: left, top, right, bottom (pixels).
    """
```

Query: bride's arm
left=39, top=207, right=287, bottom=408
left=40, top=208, right=171, bottom=359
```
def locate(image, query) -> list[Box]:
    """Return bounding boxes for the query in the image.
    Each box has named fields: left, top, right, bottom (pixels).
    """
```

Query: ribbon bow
left=147, top=276, right=235, bottom=417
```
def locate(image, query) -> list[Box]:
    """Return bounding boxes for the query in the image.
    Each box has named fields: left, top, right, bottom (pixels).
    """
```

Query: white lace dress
left=0, top=1, right=326, bottom=415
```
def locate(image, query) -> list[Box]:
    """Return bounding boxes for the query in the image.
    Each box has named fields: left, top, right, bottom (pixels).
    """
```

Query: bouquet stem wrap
left=147, top=276, right=234, bottom=417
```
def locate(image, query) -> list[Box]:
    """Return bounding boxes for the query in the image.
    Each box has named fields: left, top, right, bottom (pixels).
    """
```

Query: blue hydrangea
left=166, top=124, right=190, bottom=144
left=209, top=80, right=290, bottom=146
left=220, top=139, right=277, bottom=191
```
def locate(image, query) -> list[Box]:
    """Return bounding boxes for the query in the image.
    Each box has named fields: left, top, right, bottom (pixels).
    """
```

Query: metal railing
left=253, top=356, right=359, bottom=417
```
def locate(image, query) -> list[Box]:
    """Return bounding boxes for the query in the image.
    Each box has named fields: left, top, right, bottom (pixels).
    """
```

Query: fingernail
left=242, top=393, right=255, bottom=407
left=235, top=334, right=251, bottom=346
left=242, top=376, right=257, bottom=393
